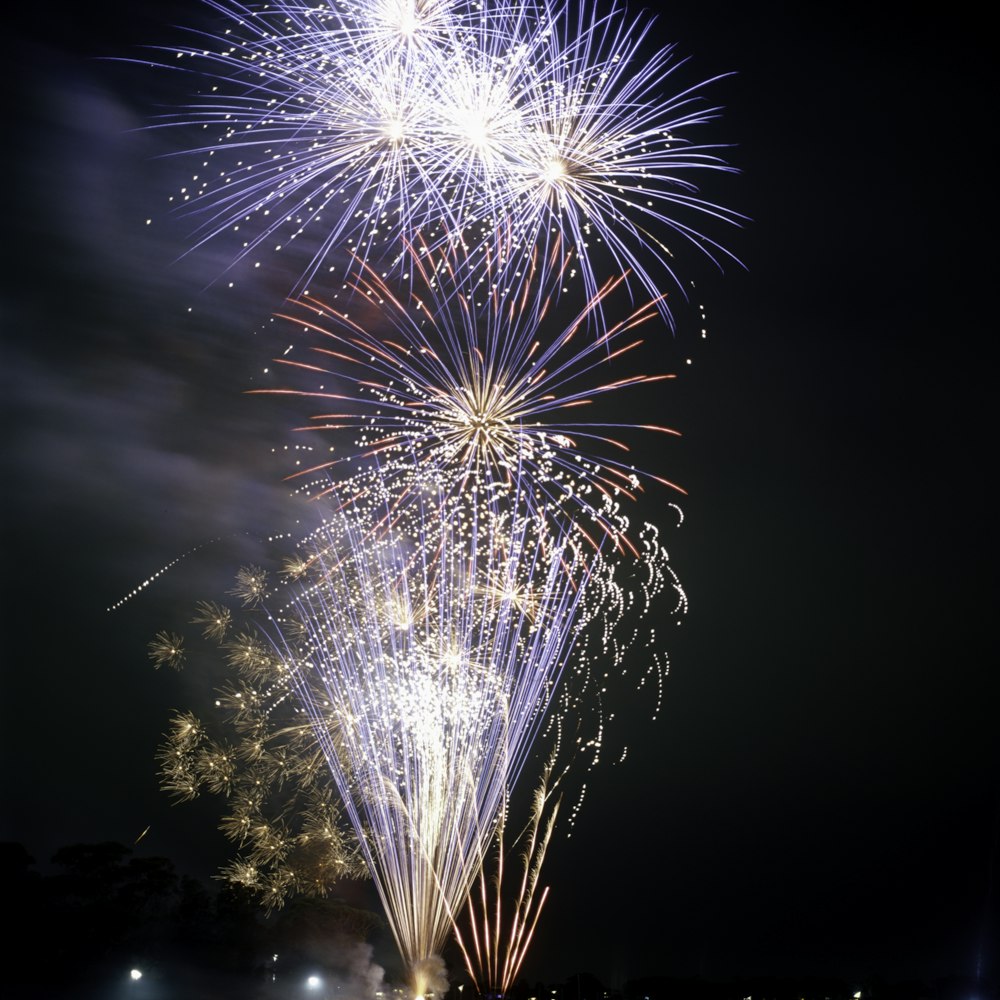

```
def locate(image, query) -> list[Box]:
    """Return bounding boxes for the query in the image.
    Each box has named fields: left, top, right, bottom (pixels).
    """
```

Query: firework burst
left=148, top=630, right=186, bottom=670
left=255, top=244, right=685, bottom=551
left=148, top=0, right=534, bottom=282
left=155, top=614, right=369, bottom=907
left=427, top=2, right=743, bottom=323
left=148, top=0, right=738, bottom=315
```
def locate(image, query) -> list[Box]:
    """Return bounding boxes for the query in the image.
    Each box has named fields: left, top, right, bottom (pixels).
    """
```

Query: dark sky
left=3, top=0, right=996, bottom=990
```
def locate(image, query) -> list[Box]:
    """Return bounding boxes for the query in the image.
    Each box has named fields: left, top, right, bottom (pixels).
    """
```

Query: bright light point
left=542, top=159, right=565, bottom=183
left=465, top=120, right=490, bottom=147
left=386, top=120, right=405, bottom=142
left=130, top=969, right=143, bottom=981
left=308, top=975, right=322, bottom=989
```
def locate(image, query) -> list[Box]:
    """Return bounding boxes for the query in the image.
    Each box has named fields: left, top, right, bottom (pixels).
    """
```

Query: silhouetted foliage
left=3, top=840, right=383, bottom=995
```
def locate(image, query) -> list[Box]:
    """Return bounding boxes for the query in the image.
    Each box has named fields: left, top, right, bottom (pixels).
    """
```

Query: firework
left=254, top=245, right=685, bottom=552
left=156, top=605, right=369, bottom=908
left=455, top=756, right=561, bottom=996
left=152, top=478, right=678, bottom=933
left=180, top=254, right=684, bottom=966
left=150, top=0, right=737, bottom=314
left=150, top=453, right=681, bottom=989
left=255, top=479, right=597, bottom=989
left=425, top=2, right=742, bottom=324
left=149, top=0, right=534, bottom=282
left=137, top=1, right=718, bottom=988
left=191, top=599, right=232, bottom=640
left=148, top=630, right=186, bottom=670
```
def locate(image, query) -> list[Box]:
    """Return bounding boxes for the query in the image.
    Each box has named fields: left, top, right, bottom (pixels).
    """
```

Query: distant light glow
left=541, top=158, right=565, bottom=184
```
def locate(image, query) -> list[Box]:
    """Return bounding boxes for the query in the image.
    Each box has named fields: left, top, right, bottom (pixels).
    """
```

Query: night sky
left=4, top=0, right=996, bottom=990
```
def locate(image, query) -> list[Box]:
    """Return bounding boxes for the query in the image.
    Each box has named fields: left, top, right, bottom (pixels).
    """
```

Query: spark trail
left=261, top=482, right=602, bottom=989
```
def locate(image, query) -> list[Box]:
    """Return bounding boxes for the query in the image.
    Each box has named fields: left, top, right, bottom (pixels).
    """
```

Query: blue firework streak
left=150, top=0, right=739, bottom=318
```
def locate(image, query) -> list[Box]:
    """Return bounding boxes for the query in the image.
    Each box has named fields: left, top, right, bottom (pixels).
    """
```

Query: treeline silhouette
left=1, top=840, right=381, bottom=997
left=3, top=842, right=994, bottom=1000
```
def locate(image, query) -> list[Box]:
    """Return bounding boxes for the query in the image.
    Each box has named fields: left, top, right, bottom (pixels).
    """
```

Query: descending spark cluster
left=144, top=0, right=736, bottom=991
